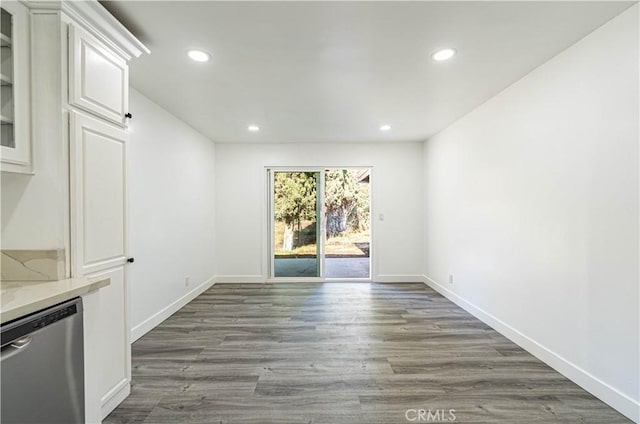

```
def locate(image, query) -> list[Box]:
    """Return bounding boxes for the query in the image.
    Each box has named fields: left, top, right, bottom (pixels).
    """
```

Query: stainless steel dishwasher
left=1, top=297, right=84, bottom=424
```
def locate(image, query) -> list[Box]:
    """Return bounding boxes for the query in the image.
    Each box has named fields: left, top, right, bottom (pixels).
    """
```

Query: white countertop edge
left=1, top=277, right=110, bottom=324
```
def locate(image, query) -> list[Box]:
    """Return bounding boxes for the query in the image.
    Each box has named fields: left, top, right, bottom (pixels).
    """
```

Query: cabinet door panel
left=82, top=126, right=125, bottom=265
left=69, top=25, right=128, bottom=126
left=71, top=111, right=126, bottom=273
left=86, top=266, right=130, bottom=417
left=71, top=110, right=130, bottom=419
left=0, top=0, right=31, bottom=173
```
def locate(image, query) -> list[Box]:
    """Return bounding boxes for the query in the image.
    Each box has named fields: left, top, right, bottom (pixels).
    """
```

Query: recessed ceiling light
left=431, top=48, right=456, bottom=62
left=248, top=125, right=260, bottom=132
left=187, top=49, right=211, bottom=62
left=380, top=125, right=391, bottom=131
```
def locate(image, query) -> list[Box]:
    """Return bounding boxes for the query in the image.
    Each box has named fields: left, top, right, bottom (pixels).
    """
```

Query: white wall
left=214, top=142, right=424, bottom=282
left=0, top=141, right=67, bottom=249
left=422, top=6, right=639, bottom=421
left=127, top=88, right=216, bottom=340
left=1, top=19, right=67, bottom=252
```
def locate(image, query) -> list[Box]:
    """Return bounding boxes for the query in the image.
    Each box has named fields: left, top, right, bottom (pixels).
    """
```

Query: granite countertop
left=1, top=277, right=110, bottom=324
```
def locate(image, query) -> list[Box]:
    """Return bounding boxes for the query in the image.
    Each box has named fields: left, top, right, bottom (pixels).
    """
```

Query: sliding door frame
left=266, top=166, right=373, bottom=283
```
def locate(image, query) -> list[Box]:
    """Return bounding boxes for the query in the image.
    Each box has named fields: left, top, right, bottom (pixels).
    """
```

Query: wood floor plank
left=104, top=283, right=631, bottom=424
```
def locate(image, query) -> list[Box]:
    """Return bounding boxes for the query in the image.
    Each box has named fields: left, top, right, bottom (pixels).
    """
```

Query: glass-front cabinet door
left=1, top=1, right=31, bottom=174
left=1, top=8, right=14, bottom=149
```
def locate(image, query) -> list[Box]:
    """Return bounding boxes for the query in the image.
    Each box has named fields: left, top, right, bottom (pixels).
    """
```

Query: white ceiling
left=102, top=1, right=634, bottom=144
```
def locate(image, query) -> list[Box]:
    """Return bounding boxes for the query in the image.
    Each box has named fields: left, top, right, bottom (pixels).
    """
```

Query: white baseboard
left=422, top=275, right=640, bottom=423
left=213, top=274, right=265, bottom=283
left=130, top=275, right=216, bottom=342
left=101, top=377, right=130, bottom=420
left=375, top=274, right=425, bottom=283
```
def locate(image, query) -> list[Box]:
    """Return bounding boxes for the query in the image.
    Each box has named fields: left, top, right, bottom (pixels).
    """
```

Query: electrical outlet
left=185, top=276, right=190, bottom=286
left=449, top=274, right=454, bottom=284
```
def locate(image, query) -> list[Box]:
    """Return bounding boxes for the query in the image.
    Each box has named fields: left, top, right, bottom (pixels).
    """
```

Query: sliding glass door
left=270, top=168, right=371, bottom=280
left=323, top=169, right=371, bottom=279
left=272, top=171, right=322, bottom=278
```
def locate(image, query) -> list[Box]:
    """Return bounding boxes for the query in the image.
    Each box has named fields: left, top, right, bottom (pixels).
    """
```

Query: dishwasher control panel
left=1, top=300, right=79, bottom=347
left=31, top=304, right=78, bottom=329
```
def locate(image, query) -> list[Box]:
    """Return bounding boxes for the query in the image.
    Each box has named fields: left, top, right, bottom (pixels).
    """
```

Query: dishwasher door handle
left=11, top=336, right=32, bottom=349
left=1, top=336, right=33, bottom=362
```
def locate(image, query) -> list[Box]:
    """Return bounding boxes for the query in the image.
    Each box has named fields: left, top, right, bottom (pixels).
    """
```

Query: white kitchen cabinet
left=25, top=2, right=148, bottom=422
left=69, top=61, right=131, bottom=418
left=1, top=0, right=32, bottom=174
left=69, top=24, right=129, bottom=126
left=70, top=111, right=127, bottom=276
left=89, top=265, right=130, bottom=416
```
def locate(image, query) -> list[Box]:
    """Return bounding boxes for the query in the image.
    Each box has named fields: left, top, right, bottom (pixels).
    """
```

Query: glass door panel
left=273, top=171, right=320, bottom=278
left=324, top=168, right=371, bottom=279
left=1, top=7, right=15, bottom=148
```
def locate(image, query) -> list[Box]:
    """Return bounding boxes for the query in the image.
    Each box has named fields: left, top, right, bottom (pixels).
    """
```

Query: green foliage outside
left=274, top=170, right=370, bottom=252
left=274, top=172, right=317, bottom=250
left=325, top=169, right=370, bottom=236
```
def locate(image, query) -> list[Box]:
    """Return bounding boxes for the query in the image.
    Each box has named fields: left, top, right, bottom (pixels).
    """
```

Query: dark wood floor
left=105, top=283, right=630, bottom=423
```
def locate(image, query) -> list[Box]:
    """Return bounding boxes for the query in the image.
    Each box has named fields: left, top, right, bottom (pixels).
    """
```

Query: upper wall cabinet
left=1, top=1, right=32, bottom=174
left=69, top=24, right=129, bottom=126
